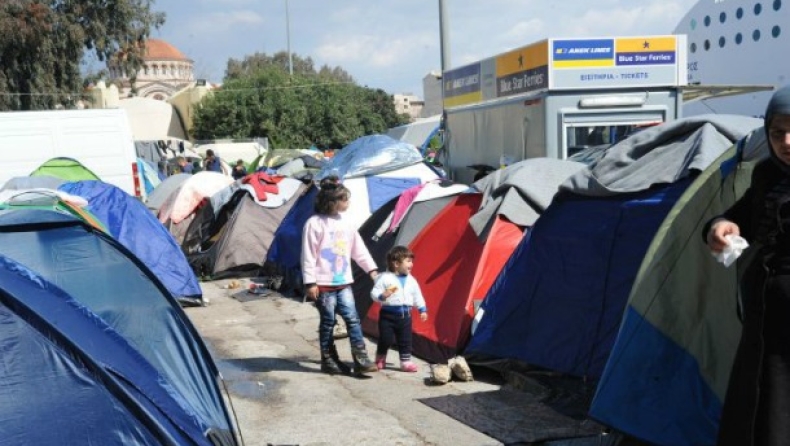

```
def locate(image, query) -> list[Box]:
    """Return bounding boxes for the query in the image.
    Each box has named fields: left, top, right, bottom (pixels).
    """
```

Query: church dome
left=144, top=39, right=191, bottom=62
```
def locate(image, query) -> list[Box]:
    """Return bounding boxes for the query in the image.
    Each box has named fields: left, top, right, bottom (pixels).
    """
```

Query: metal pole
left=438, top=0, right=450, bottom=72
left=286, top=0, right=293, bottom=75
left=438, top=0, right=451, bottom=178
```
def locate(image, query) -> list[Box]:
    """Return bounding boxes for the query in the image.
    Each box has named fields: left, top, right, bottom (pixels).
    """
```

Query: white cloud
left=182, top=10, right=265, bottom=35
left=503, top=18, right=546, bottom=43
left=556, top=1, right=688, bottom=37
left=316, top=32, right=435, bottom=68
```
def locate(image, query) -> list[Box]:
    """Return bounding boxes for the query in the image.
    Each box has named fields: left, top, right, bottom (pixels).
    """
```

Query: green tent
left=31, top=157, right=101, bottom=182
left=590, top=133, right=767, bottom=445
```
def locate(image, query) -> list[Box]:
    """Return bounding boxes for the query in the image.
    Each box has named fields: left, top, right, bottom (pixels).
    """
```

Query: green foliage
left=0, top=0, right=164, bottom=110
left=193, top=52, right=410, bottom=150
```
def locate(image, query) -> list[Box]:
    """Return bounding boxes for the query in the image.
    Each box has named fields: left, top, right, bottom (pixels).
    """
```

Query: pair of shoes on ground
left=376, top=355, right=418, bottom=373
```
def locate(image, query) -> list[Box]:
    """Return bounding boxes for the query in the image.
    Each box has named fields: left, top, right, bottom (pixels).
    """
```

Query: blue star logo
left=643, top=41, right=650, bottom=49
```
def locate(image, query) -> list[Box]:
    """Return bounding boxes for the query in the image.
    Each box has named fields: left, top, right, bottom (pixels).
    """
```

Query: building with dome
left=108, top=38, right=195, bottom=101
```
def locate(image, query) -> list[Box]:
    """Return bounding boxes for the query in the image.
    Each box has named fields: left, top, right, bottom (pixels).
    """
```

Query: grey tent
left=146, top=173, right=192, bottom=212
left=186, top=178, right=308, bottom=279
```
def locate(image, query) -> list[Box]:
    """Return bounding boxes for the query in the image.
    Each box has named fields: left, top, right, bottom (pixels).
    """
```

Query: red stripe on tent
left=365, top=194, right=483, bottom=363
left=468, top=215, right=525, bottom=308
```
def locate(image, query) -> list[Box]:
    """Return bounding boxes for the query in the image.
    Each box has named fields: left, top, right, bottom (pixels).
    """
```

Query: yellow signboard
left=496, top=40, right=549, bottom=77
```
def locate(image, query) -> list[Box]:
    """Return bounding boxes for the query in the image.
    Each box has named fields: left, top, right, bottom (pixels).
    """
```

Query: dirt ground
left=184, top=278, right=505, bottom=446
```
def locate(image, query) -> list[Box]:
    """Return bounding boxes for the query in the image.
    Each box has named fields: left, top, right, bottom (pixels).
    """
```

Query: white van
left=0, top=108, right=142, bottom=197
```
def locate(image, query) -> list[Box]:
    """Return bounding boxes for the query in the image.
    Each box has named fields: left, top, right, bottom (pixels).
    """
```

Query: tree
left=0, top=0, right=164, bottom=110
left=193, top=52, right=410, bottom=149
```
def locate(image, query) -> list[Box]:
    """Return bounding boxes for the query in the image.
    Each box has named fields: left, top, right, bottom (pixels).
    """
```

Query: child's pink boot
left=400, top=361, right=418, bottom=373
left=375, top=355, right=386, bottom=370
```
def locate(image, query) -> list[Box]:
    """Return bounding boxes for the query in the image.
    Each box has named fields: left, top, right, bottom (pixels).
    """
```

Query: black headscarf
left=764, top=85, right=790, bottom=173
left=765, top=84, right=790, bottom=172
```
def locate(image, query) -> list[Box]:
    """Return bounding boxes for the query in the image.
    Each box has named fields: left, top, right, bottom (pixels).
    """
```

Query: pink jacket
left=301, top=213, right=377, bottom=286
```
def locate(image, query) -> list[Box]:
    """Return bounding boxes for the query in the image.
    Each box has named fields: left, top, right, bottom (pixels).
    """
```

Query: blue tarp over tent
left=0, top=209, right=236, bottom=445
left=466, top=179, right=692, bottom=379
left=59, top=180, right=203, bottom=305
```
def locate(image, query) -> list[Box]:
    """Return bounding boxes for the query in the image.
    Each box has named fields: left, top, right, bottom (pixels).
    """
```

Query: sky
left=98, top=0, right=698, bottom=97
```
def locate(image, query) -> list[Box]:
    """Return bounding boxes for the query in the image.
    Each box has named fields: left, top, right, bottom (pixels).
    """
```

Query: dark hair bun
left=320, top=175, right=341, bottom=190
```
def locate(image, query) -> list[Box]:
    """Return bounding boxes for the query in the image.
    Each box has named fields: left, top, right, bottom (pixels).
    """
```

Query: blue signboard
left=553, top=39, right=615, bottom=64
left=443, top=63, right=482, bottom=98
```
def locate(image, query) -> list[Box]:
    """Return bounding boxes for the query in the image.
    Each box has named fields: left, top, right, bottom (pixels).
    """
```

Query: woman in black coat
left=706, top=84, right=790, bottom=445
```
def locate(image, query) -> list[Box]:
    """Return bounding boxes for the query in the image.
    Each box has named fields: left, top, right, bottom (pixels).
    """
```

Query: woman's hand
left=707, top=219, right=741, bottom=253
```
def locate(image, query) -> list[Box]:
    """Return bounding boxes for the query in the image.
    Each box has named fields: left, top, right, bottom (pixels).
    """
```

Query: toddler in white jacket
left=370, top=245, right=427, bottom=372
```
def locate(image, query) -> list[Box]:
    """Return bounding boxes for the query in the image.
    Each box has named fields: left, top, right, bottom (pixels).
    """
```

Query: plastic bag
left=713, top=234, right=749, bottom=267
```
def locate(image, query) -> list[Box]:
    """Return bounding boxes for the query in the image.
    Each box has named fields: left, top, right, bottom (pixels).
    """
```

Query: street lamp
left=285, top=0, right=293, bottom=76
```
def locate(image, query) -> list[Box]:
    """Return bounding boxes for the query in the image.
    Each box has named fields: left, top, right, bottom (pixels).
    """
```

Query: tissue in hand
left=713, top=234, right=749, bottom=267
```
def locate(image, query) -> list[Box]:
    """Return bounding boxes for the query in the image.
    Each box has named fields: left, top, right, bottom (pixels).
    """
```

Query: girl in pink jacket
left=301, top=176, right=379, bottom=375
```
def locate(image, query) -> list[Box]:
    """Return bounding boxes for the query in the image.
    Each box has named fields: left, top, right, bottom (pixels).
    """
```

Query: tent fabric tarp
left=386, top=114, right=441, bottom=153
left=562, top=114, right=764, bottom=196
left=145, top=172, right=192, bottom=212
left=157, top=171, right=235, bottom=225
left=59, top=180, right=203, bottom=304
left=187, top=181, right=308, bottom=279
left=343, top=162, right=443, bottom=229
left=0, top=256, right=206, bottom=445
left=0, top=209, right=237, bottom=445
left=30, top=157, right=101, bottom=182
left=467, top=115, right=762, bottom=377
left=465, top=115, right=764, bottom=445
left=466, top=180, right=692, bottom=377
left=470, top=158, right=586, bottom=236
left=137, top=157, right=162, bottom=196
left=317, top=134, right=425, bottom=179
left=266, top=185, right=319, bottom=292
left=353, top=185, right=468, bottom=323
left=590, top=131, right=769, bottom=446
left=1, top=175, right=66, bottom=191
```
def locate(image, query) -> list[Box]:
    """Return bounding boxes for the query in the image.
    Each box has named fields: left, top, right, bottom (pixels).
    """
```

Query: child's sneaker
left=400, top=361, right=418, bottom=373
left=375, top=355, right=386, bottom=370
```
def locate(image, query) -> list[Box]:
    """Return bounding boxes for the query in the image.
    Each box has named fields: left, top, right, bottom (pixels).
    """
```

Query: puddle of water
left=216, top=357, right=284, bottom=401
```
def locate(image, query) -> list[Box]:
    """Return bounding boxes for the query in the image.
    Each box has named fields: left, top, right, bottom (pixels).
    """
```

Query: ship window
left=691, top=18, right=697, bottom=30
left=774, top=0, right=782, bottom=11
left=704, top=15, right=711, bottom=26
left=753, top=29, right=762, bottom=41
left=736, top=32, right=744, bottom=44
left=704, top=39, right=711, bottom=50
left=773, top=25, right=782, bottom=37
left=719, top=36, right=726, bottom=47
left=690, top=42, right=697, bottom=53
left=720, top=12, right=727, bottom=23
left=737, top=7, right=745, bottom=18
left=755, top=3, right=763, bottom=15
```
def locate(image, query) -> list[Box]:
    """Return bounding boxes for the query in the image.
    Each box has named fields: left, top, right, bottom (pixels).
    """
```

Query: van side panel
left=0, top=109, right=138, bottom=196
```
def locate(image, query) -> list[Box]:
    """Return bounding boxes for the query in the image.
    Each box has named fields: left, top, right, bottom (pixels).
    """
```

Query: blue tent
left=466, top=180, right=691, bottom=378
left=464, top=115, right=764, bottom=445
left=59, top=180, right=203, bottom=305
left=0, top=209, right=237, bottom=445
left=266, top=184, right=318, bottom=290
